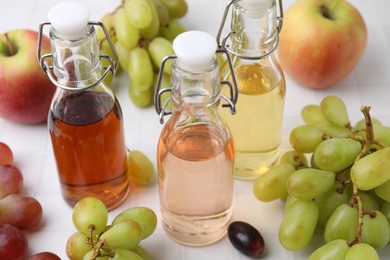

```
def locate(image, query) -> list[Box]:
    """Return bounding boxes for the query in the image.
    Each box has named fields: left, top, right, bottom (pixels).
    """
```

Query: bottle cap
left=240, top=0, right=272, bottom=13
left=173, top=31, right=217, bottom=73
left=48, top=1, right=90, bottom=40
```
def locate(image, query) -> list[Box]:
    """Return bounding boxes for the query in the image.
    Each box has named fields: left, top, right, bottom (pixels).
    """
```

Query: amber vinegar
left=48, top=91, right=129, bottom=210
left=220, top=63, right=285, bottom=178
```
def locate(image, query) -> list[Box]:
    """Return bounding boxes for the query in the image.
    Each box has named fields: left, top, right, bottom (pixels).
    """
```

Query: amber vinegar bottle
left=37, top=2, right=129, bottom=210
left=217, top=0, right=285, bottom=179
left=155, top=31, right=238, bottom=246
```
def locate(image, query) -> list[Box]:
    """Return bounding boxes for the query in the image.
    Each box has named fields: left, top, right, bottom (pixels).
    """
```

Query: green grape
left=113, top=7, right=140, bottom=50
left=153, top=72, right=172, bottom=110
left=97, top=13, right=114, bottom=42
left=286, top=168, right=335, bottom=201
left=159, top=19, right=187, bottom=42
left=148, top=37, right=174, bottom=74
left=316, top=183, right=349, bottom=226
left=279, top=150, right=308, bottom=168
left=314, top=137, right=361, bottom=173
left=289, top=125, right=326, bottom=153
left=320, top=95, right=351, bottom=128
left=83, top=251, right=108, bottom=260
left=351, top=147, right=390, bottom=190
left=112, top=207, right=157, bottom=239
left=124, top=0, right=153, bottom=29
left=380, top=201, right=390, bottom=223
left=127, top=150, right=156, bottom=186
left=319, top=123, right=353, bottom=138
left=284, top=194, right=298, bottom=212
left=337, top=167, right=352, bottom=182
left=356, top=192, right=380, bottom=211
left=139, top=0, right=160, bottom=39
left=99, top=219, right=142, bottom=250
left=100, top=39, right=114, bottom=88
left=345, top=243, right=379, bottom=260
left=128, top=47, right=154, bottom=91
left=152, top=0, right=170, bottom=26
left=310, top=153, right=319, bottom=169
left=279, top=199, right=319, bottom=251
left=129, top=84, right=153, bottom=108
left=110, top=249, right=143, bottom=260
left=361, top=210, right=390, bottom=249
left=66, top=231, right=91, bottom=260
left=354, top=117, right=382, bottom=131
left=161, top=0, right=188, bottom=18
left=130, top=245, right=152, bottom=260
left=324, top=204, right=358, bottom=242
left=308, top=239, right=349, bottom=260
left=301, top=104, right=328, bottom=126
left=374, top=125, right=390, bottom=146
left=253, top=163, right=296, bottom=202
left=114, top=41, right=130, bottom=72
left=217, top=52, right=226, bottom=65
left=72, top=197, right=108, bottom=237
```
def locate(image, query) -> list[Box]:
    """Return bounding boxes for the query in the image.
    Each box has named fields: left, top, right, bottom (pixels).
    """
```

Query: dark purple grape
left=29, top=252, right=61, bottom=260
left=228, top=221, right=265, bottom=258
left=0, top=224, right=28, bottom=260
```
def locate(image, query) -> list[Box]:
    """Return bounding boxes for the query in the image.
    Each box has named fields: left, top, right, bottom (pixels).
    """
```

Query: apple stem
left=4, top=33, right=16, bottom=56
left=320, top=0, right=344, bottom=20
left=320, top=5, right=332, bottom=20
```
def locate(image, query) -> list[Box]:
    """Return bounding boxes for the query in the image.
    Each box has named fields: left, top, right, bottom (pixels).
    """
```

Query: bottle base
left=60, top=175, right=130, bottom=211
left=234, top=149, right=280, bottom=180
left=161, top=207, right=233, bottom=246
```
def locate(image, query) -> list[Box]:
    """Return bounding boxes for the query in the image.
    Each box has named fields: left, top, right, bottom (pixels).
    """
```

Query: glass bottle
left=217, top=0, right=285, bottom=179
left=155, top=31, right=238, bottom=246
left=37, top=2, right=129, bottom=210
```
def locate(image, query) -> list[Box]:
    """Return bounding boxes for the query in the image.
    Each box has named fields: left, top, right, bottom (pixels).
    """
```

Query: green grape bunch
left=66, top=197, right=157, bottom=260
left=97, top=0, right=187, bottom=108
left=253, top=95, right=390, bottom=259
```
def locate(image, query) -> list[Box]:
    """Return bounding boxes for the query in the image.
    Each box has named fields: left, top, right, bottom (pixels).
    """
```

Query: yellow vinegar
left=220, top=63, right=286, bottom=179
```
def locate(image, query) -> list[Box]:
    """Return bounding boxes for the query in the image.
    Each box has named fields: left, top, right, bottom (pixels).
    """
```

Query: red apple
left=278, top=0, right=367, bottom=89
left=0, top=29, right=55, bottom=124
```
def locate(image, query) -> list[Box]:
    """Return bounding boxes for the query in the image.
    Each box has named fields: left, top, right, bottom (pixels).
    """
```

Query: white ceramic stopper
left=173, top=31, right=217, bottom=73
left=48, top=1, right=90, bottom=40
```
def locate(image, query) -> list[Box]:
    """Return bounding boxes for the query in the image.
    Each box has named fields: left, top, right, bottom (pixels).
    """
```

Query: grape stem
left=361, top=106, right=374, bottom=152
left=348, top=106, right=376, bottom=247
left=292, top=154, right=306, bottom=169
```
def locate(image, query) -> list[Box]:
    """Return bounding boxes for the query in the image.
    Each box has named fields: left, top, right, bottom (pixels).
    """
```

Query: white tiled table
left=1, top=0, right=390, bottom=259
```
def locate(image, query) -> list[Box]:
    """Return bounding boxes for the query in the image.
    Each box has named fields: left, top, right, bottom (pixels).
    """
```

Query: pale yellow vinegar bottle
left=217, top=0, right=285, bottom=179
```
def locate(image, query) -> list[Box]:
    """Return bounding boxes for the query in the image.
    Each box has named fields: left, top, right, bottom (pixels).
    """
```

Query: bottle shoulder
left=220, top=54, right=285, bottom=95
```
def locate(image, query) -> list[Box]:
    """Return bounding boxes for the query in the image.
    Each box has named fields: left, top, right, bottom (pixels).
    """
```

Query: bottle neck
left=170, top=58, right=222, bottom=116
left=50, top=25, right=102, bottom=88
left=231, top=0, right=278, bottom=57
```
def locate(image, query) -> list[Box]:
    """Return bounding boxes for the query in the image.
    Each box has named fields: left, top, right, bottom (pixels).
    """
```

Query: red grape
left=0, top=224, right=28, bottom=260
left=0, top=142, right=13, bottom=165
left=228, top=221, right=265, bottom=258
left=0, top=194, right=43, bottom=230
left=29, top=252, right=61, bottom=260
left=0, top=164, right=23, bottom=199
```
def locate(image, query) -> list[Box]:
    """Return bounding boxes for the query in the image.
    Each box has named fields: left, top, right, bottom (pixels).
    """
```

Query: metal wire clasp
left=154, top=49, right=238, bottom=124
left=216, top=0, right=283, bottom=60
left=37, top=21, right=118, bottom=91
